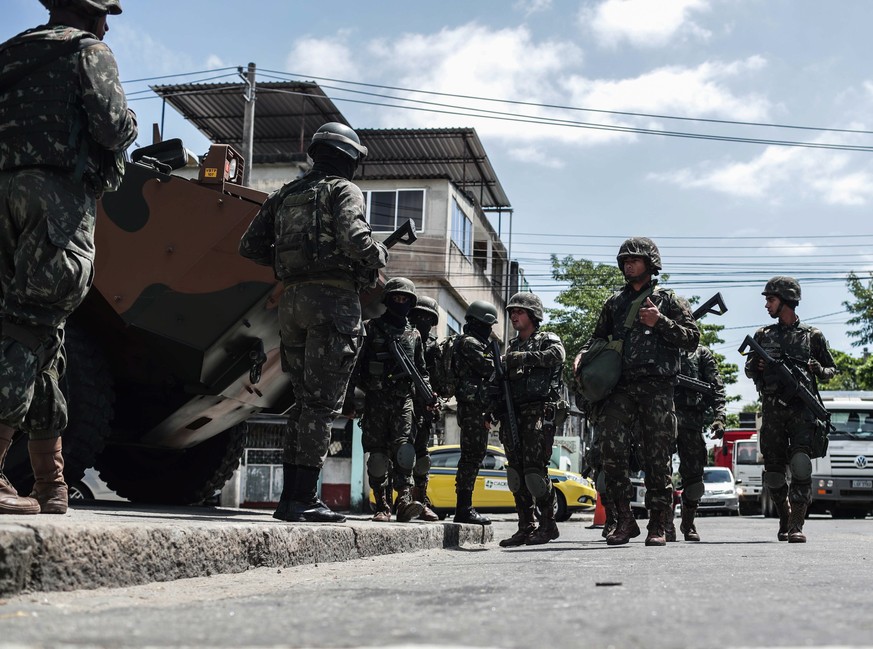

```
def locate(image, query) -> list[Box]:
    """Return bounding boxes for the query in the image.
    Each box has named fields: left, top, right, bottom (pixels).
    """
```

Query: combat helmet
left=762, top=276, right=801, bottom=304
left=465, top=300, right=498, bottom=326
left=410, top=295, right=439, bottom=321
left=308, top=122, right=368, bottom=161
left=616, top=237, right=662, bottom=275
left=382, top=277, right=417, bottom=307
left=505, top=292, right=544, bottom=322
left=39, top=0, right=122, bottom=15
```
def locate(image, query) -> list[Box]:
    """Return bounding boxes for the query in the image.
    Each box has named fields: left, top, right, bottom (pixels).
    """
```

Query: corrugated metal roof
left=151, top=82, right=510, bottom=208
left=357, top=128, right=510, bottom=209
left=151, top=81, right=347, bottom=160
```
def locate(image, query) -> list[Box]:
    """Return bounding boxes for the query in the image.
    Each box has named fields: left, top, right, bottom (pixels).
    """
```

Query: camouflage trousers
left=598, top=379, right=676, bottom=510
left=0, top=169, right=96, bottom=438
left=412, top=405, right=434, bottom=490
left=361, top=389, right=415, bottom=490
left=499, top=401, right=555, bottom=507
left=760, top=399, right=816, bottom=504
left=675, top=423, right=707, bottom=503
left=280, top=282, right=361, bottom=469
left=455, top=400, right=490, bottom=493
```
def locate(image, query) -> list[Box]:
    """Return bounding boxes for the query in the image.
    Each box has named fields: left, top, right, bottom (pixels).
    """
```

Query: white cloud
left=581, top=0, right=713, bottom=48
left=285, top=33, right=361, bottom=81
left=507, top=145, right=565, bottom=168
left=205, top=55, right=226, bottom=70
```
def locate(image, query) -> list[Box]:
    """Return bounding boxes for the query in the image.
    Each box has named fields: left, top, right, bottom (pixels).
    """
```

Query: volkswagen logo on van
left=855, top=455, right=869, bottom=469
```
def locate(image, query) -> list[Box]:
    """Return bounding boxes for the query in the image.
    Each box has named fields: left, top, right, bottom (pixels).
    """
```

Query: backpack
left=430, top=334, right=460, bottom=398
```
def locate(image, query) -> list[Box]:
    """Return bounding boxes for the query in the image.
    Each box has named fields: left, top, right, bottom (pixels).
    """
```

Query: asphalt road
left=1, top=512, right=871, bottom=649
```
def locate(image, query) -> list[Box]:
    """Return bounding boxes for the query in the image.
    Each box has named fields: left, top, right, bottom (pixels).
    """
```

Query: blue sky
left=10, top=0, right=873, bottom=410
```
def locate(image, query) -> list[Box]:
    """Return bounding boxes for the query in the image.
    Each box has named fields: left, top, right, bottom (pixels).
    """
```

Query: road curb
left=0, top=504, right=492, bottom=597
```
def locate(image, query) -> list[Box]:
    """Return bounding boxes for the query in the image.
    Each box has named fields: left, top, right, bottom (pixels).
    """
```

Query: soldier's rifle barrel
left=387, top=339, right=438, bottom=408
left=491, top=339, right=520, bottom=456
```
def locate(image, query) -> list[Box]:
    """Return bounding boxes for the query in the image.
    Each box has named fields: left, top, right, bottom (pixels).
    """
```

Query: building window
left=451, top=198, right=473, bottom=258
left=365, top=189, right=425, bottom=232
left=446, top=313, right=462, bottom=337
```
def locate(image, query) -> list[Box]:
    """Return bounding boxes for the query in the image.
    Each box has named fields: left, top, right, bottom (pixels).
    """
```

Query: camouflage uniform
left=673, top=345, right=726, bottom=540
left=352, top=304, right=430, bottom=522
left=0, top=22, right=136, bottom=438
left=240, top=122, right=386, bottom=523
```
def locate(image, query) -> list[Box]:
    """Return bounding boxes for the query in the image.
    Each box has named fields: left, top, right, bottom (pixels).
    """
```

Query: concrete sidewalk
left=0, top=502, right=492, bottom=597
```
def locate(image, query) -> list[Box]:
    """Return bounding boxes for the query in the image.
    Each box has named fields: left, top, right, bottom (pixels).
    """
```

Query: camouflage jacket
left=675, top=346, right=726, bottom=430
left=353, top=315, right=430, bottom=397
left=454, top=327, right=495, bottom=404
left=744, top=319, right=836, bottom=405
left=239, top=168, right=387, bottom=288
left=413, top=331, right=440, bottom=410
left=592, top=281, right=699, bottom=381
left=507, top=330, right=565, bottom=405
left=0, top=24, right=137, bottom=192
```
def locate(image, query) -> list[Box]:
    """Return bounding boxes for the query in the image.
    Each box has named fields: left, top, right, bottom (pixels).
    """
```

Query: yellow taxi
left=369, top=445, right=596, bottom=521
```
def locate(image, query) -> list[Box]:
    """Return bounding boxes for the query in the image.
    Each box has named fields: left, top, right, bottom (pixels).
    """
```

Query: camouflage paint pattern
left=0, top=22, right=135, bottom=439
left=745, top=320, right=836, bottom=505
left=453, top=327, right=496, bottom=492
left=500, top=402, right=557, bottom=507
left=412, top=329, right=438, bottom=488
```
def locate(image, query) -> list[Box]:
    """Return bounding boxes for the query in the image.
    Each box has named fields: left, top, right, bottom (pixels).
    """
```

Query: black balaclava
left=464, top=319, right=492, bottom=344
left=383, top=295, right=413, bottom=327
left=311, top=147, right=357, bottom=180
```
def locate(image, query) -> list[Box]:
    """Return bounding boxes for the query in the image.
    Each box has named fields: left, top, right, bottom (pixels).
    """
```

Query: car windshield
left=704, top=469, right=732, bottom=483
left=735, top=442, right=761, bottom=465
left=830, top=410, right=873, bottom=439
left=431, top=451, right=461, bottom=468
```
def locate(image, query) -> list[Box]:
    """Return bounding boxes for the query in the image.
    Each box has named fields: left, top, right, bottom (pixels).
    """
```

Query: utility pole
left=239, top=62, right=256, bottom=185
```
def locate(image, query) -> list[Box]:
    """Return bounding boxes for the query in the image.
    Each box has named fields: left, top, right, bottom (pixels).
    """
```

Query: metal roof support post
left=239, top=62, right=257, bottom=185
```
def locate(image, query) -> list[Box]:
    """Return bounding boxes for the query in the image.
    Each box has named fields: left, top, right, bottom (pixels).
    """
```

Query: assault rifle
left=383, top=218, right=417, bottom=249
left=491, top=339, right=520, bottom=457
left=386, top=338, right=439, bottom=409
left=675, top=292, right=729, bottom=396
left=738, top=335, right=834, bottom=454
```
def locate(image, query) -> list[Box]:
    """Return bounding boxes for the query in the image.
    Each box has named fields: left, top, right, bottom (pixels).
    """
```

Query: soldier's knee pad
left=395, top=442, right=416, bottom=472
left=595, top=470, right=607, bottom=495
left=763, top=471, right=786, bottom=489
left=789, top=451, right=813, bottom=482
left=682, top=480, right=705, bottom=502
left=413, top=454, right=431, bottom=478
left=524, top=470, right=551, bottom=499
left=506, top=466, right=522, bottom=493
left=367, top=452, right=390, bottom=479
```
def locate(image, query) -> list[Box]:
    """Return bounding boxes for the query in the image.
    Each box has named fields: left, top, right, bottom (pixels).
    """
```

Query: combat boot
left=394, top=485, right=424, bottom=523
left=526, top=493, right=559, bottom=545
left=500, top=494, right=537, bottom=547
left=372, top=486, right=392, bottom=522
left=645, top=509, right=667, bottom=547
left=664, top=504, right=677, bottom=542
left=286, top=465, right=346, bottom=523
left=607, top=499, right=641, bottom=546
left=0, top=425, right=40, bottom=515
left=787, top=502, right=808, bottom=543
left=28, top=437, right=67, bottom=514
left=413, top=484, right=439, bottom=521
left=775, top=498, right=791, bottom=542
left=602, top=499, right=617, bottom=539
left=272, top=463, right=298, bottom=521
left=680, top=503, right=700, bottom=542
left=453, top=489, right=491, bottom=525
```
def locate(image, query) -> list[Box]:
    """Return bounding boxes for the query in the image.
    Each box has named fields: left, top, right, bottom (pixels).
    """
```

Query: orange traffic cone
left=593, top=491, right=606, bottom=527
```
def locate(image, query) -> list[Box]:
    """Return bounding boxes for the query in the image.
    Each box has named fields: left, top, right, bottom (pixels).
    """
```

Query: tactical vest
left=453, top=334, right=492, bottom=404
left=674, top=348, right=705, bottom=410
left=756, top=322, right=815, bottom=396
left=358, top=318, right=418, bottom=393
left=273, top=172, right=360, bottom=284
left=0, top=26, right=92, bottom=176
left=610, top=287, right=682, bottom=378
left=508, top=331, right=564, bottom=404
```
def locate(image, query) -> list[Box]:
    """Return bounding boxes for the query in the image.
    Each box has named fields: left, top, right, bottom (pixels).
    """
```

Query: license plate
left=852, top=480, right=872, bottom=489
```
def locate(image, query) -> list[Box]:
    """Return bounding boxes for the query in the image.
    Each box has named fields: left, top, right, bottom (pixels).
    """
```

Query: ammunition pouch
left=811, top=419, right=829, bottom=459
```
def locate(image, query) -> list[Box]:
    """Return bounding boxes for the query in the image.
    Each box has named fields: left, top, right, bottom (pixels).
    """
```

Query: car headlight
left=563, top=474, right=584, bottom=484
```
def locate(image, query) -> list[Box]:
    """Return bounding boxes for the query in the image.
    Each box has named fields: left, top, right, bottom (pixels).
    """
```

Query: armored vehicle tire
left=94, top=423, right=247, bottom=505
left=5, top=325, right=113, bottom=494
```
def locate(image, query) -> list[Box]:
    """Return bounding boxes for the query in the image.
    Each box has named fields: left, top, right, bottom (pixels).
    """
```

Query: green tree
left=819, top=348, right=873, bottom=391
left=845, top=272, right=873, bottom=347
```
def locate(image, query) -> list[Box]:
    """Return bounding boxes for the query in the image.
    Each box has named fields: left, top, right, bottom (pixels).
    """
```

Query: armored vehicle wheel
left=94, top=424, right=247, bottom=505
left=5, top=325, right=113, bottom=494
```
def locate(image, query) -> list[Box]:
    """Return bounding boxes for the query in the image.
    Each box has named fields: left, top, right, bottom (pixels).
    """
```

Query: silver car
left=699, top=466, right=740, bottom=515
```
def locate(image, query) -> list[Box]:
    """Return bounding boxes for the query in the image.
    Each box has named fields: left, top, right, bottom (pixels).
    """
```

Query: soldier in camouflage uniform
left=453, top=300, right=499, bottom=525
left=407, top=294, right=441, bottom=521
left=668, top=344, right=726, bottom=542
left=240, top=122, right=387, bottom=523
left=744, top=276, right=836, bottom=543
left=0, top=0, right=137, bottom=515
left=351, top=277, right=435, bottom=523
left=498, top=293, right=566, bottom=547
left=586, top=238, right=699, bottom=547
